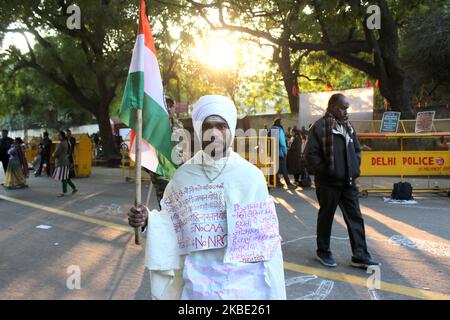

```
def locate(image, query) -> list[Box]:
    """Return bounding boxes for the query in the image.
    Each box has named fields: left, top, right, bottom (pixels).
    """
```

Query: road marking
left=282, top=235, right=349, bottom=246
left=2, top=194, right=449, bottom=300
left=388, top=235, right=450, bottom=258
left=369, top=289, right=381, bottom=300
left=285, top=275, right=318, bottom=287
left=284, top=262, right=450, bottom=300
left=84, top=203, right=123, bottom=216
left=296, top=280, right=334, bottom=300
left=0, top=194, right=131, bottom=233
left=397, top=205, right=450, bottom=211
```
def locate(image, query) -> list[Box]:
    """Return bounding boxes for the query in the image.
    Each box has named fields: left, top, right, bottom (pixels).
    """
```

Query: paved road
left=0, top=167, right=449, bottom=300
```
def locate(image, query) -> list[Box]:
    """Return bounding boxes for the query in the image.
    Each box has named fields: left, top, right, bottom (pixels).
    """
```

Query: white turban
left=192, top=95, right=237, bottom=142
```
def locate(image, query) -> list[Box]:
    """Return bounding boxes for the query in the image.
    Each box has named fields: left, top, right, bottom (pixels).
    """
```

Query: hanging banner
left=361, top=151, right=450, bottom=176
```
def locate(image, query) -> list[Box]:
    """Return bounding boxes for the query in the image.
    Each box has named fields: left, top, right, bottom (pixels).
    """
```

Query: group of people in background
left=266, top=94, right=381, bottom=269
left=0, top=128, right=77, bottom=196
left=268, top=119, right=312, bottom=188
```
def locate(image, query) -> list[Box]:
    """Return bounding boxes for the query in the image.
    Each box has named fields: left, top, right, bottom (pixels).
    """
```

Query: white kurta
left=146, top=150, right=286, bottom=300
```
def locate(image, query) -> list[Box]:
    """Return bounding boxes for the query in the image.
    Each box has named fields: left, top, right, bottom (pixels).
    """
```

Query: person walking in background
left=2, top=138, right=28, bottom=189
left=0, top=129, right=14, bottom=174
left=52, top=131, right=77, bottom=197
left=286, top=127, right=292, bottom=148
left=92, top=133, right=100, bottom=158
left=35, top=131, right=52, bottom=177
left=305, top=93, right=380, bottom=269
left=270, top=118, right=294, bottom=188
left=287, top=129, right=302, bottom=185
left=289, top=126, right=298, bottom=146
left=66, top=129, right=76, bottom=178
left=299, top=131, right=311, bottom=187
left=301, top=126, right=308, bottom=137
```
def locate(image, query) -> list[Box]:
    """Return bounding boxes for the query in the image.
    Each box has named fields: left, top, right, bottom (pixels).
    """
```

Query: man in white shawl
left=129, top=95, right=286, bottom=300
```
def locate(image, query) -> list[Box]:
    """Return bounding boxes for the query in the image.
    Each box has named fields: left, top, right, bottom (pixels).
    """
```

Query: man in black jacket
left=35, top=131, right=52, bottom=176
left=0, top=129, right=14, bottom=173
left=305, top=93, right=380, bottom=269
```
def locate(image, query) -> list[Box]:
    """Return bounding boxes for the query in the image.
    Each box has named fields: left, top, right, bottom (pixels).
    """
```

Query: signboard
left=225, top=198, right=281, bottom=263
left=380, top=111, right=401, bottom=133
left=361, top=151, right=450, bottom=176
left=161, top=182, right=227, bottom=254
left=415, top=111, right=435, bottom=133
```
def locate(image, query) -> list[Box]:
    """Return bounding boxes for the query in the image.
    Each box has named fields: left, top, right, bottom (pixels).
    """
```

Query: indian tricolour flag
left=119, top=0, right=176, bottom=178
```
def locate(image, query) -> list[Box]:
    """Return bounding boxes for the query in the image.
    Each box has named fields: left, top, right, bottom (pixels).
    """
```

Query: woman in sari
left=3, top=138, right=28, bottom=189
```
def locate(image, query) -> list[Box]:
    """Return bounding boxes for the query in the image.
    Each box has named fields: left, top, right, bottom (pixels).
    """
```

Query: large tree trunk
left=274, top=46, right=299, bottom=113
left=378, top=73, right=415, bottom=119
left=373, top=0, right=415, bottom=119
left=328, top=1, right=416, bottom=119
left=95, top=107, right=120, bottom=165
left=282, top=73, right=299, bottom=114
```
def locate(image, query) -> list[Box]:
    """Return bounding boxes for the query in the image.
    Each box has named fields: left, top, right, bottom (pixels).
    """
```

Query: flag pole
left=134, top=107, right=143, bottom=245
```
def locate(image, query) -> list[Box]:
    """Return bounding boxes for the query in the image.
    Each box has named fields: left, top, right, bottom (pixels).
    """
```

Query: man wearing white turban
left=129, top=95, right=286, bottom=300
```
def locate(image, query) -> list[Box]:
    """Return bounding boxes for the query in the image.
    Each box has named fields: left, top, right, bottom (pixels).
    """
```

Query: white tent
left=298, top=87, right=374, bottom=129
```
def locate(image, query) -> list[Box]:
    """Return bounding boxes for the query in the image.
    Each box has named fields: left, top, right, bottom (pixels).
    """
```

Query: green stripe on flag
left=119, top=71, right=177, bottom=177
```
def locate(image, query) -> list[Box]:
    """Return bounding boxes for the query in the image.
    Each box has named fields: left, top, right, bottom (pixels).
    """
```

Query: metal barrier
left=351, top=119, right=450, bottom=134
left=25, top=137, right=40, bottom=165
left=120, top=144, right=151, bottom=182
left=74, top=134, right=92, bottom=177
left=234, top=136, right=277, bottom=188
left=351, top=119, right=450, bottom=196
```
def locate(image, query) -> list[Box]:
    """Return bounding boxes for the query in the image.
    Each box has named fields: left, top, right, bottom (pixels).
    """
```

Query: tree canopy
left=0, top=0, right=448, bottom=160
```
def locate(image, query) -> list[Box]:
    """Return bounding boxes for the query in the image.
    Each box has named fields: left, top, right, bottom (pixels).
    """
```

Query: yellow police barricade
left=121, top=144, right=151, bottom=182
left=234, top=136, right=277, bottom=188
left=73, top=133, right=92, bottom=177
left=25, top=137, right=40, bottom=167
left=351, top=119, right=450, bottom=197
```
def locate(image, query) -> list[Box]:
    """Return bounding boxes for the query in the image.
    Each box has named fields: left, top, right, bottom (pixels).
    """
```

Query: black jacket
left=0, top=137, right=14, bottom=159
left=39, top=138, right=53, bottom=157
left=287, top=135, right=303, bottom=175
left=305, top=117, right=361, bottom=187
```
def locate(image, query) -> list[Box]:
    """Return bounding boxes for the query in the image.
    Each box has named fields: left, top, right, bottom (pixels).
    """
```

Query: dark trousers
left=315, top=184, right=370, bottom=259
left=62, top=179, right=76, bottom=193
left=37, top=154, right=51, bottom=176
left=277, top=156, right=291, bottom=185
left=1, top=157, right=8, bottom=173
left=68, top=155, right=76, bottom=178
